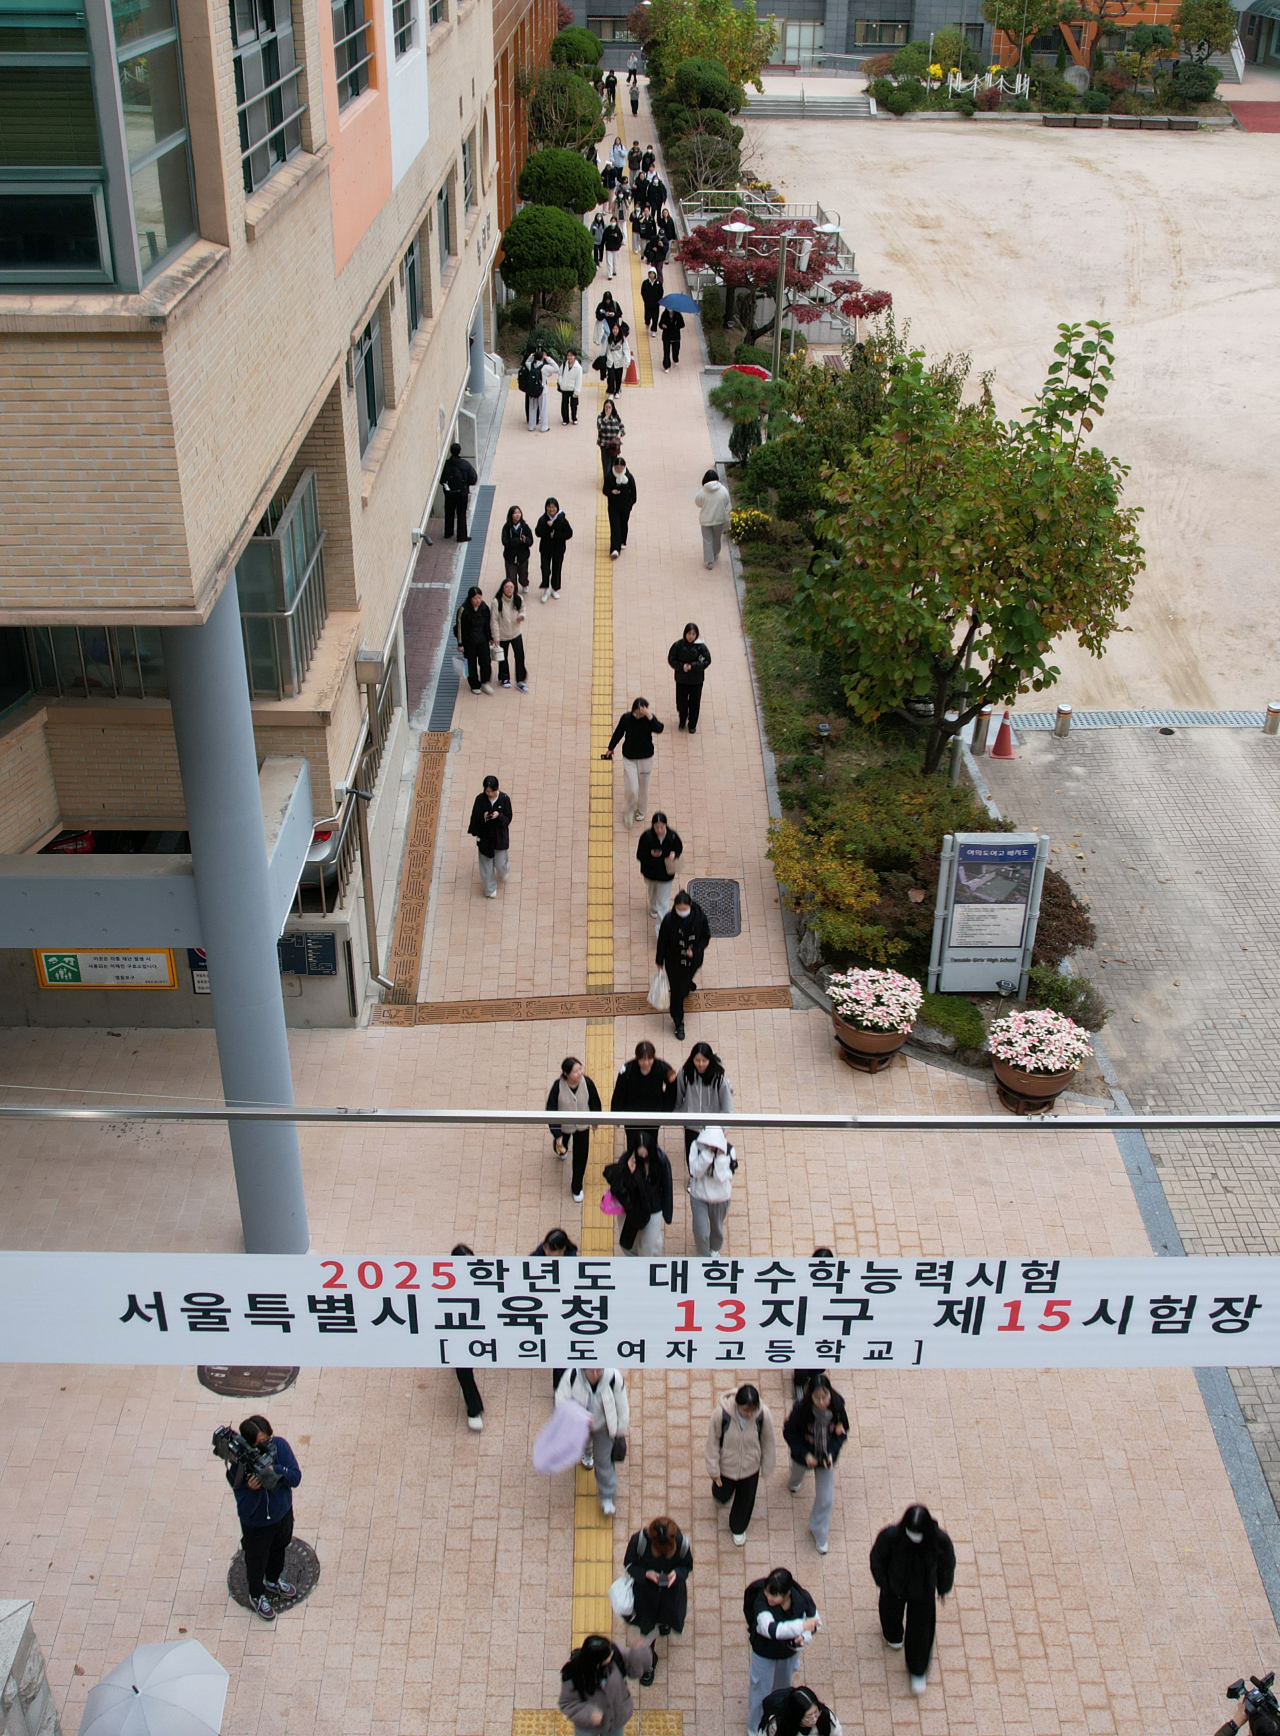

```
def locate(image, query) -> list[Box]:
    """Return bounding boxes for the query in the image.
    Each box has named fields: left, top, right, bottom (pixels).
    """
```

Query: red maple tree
left=679, top=216, right=891, bottom=342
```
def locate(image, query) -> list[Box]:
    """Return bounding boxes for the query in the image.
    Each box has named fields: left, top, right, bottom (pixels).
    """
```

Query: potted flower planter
left=825, top=968, right=923, bottom=1075
left=988, top=1008, right=1092, bottom=1115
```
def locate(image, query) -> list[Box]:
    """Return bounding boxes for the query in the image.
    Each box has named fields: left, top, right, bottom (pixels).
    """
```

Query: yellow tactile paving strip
left=588, top=484, right=617, bottom=995
left=627, top=242, right=656, bottom=388
left=512, top=1714, right=681, bottom=1736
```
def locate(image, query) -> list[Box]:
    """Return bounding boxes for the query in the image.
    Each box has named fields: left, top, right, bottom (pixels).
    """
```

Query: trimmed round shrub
left=517, top=146, right=604, bottom=213
left=1081, top=88, right=1110, bottom=112
left=733, top=342, right=774, bottom=368
left=868, top=75, right=894, bottom=103
left=1169, top=61, right=1220, bottom=102
left=672, top=55, right=744, bottom=113
left=891, top=40, right=931, bottom=76
left=499, top=204, right=596, bottom=300
left=883, top=86, right=914, bottom=115
left=550, top=24, right=602, bottom=65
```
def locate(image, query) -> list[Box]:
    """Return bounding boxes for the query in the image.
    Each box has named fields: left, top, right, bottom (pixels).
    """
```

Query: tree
left=678, top=216, right=842, bottom=345
left=517, top=147, right=605, bottom=213
left=672, top=53, right=745, bottom=111
left=1173, top=0, right=1238, bottom=59
left=707, top=368, right=783, bottom=460
left=796, top=322, right=1145, bottom=775
left=981, top=0, right=1071, bottom=68
left=667, top=123, right=742, bottom=192
left=641, top=0, right=777, bottom=91
left=526, top=65, right=606, bottom=151
left=550, top=24, right=603, bottom=65
left=556, top=0, right=573, bottom=25
left=499, top=205, right=596, bottom=308
left=1118, top=22, right=1173, bottom=85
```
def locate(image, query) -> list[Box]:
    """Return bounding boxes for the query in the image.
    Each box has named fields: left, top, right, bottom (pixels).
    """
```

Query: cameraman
left=227, top=1414, right=302, bottom=1622
left=1218, top=1700, right=1280, bottom=1736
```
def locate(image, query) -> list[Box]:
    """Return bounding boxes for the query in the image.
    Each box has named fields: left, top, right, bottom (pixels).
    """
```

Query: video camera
left=211, top=1424, right=280, bottom=1490
left=1227, top=1675, right=1280, bottom=1721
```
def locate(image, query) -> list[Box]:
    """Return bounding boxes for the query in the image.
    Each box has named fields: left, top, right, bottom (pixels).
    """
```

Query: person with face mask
left=869, top=1503, right=956, bottom=1696
left=603, top=455, right=637, bottom=559
left=655, top=889, right=711, bottom=1041
left=640, top=267, right=663, bottom=333
left=783, top=1374, right=850, bottom=1556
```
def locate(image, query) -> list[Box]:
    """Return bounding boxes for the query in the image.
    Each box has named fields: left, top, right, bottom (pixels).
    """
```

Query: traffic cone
left=624, top=354, right=639, bottom=385
left=990, top=708, right=1015, bottom=759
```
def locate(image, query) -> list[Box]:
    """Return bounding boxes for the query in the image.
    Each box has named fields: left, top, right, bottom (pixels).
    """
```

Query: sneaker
left=611, top=550, right=619, bottom=560
left=640, top=1669, right=656, bottom=1687
left=658, top=1625, right=671, bottom=1637
left=910, top=1675, right=927, bottom=1696
left=252, top=1596, right=276, bottom=1622
left=886, top=1637, right=904, bottom=1651
left=633, top=810, right=645, bottom=824
left=517, top=682, right=530, bottom=692
left=467, top=1415, right=484, bottom=1432
left=581, top=1447, right=594, bottom=1469
left=677, top=720, right=686, bottom=731
left=540, top=590, right=551, bottom=604
left=263, top=1579, right=297, bottom=1598
left=673, top=1024, right=685, bottom=1040
left=485, top=889, right=497, bottom=898
left=813, top=1538, right=829, bottom=1555
left=480, top=683, right=495, bottom=695
left=552, top=591, right=562, bottom=600
left=601, top=1499, right=616, bottom=1517
left=705, top=561, right=715, bottom=570
left=573, top=1190, right=584, bottom=1203
left=500, top=679, right=511, bottom=689
left=688, top=726, right=697, bottom=734
left=732, top=1532, right=747, bottom=1546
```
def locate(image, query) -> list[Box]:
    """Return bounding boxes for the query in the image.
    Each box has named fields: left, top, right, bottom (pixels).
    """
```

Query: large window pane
left=130, top=138, right=195, bottom=271
left=332, top=0, right=372, bottom=108
left=232, top=0, right=303, bottom=195
left=0, top=67, right=102, bottom=165
left=118, top=42, right=187, bottom=158
left=111, top=0, right=181, bottom=50
left=0, top=189, right=105, bottom=271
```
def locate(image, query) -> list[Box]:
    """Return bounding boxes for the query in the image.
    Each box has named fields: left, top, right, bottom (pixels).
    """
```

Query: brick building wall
left=0, top=708, right=59, bottom=852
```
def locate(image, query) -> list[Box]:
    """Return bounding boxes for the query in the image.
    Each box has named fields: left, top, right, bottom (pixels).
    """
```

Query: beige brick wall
left=0, top=706, right=60, bottom=851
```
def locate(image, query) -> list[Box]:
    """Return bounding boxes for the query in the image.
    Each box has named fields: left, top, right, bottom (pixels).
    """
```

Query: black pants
left=594, top=241, right=605, bottom=264
left=879, top=1589, right=937, bottom=1677
left=607, top=500, right=632, bottom=553
left=662, top=330, right=681, bottom=369
left=675, top=683, right=702, bottom=730
left=606, top=365, right=623, bottom=395
left=669, top=968, right=696, bottom=1029
left=463, top=644, right=491, bottom=691
left=600, top=445, right=619, bottom=479
left=241, top=1507, right=293, bottom=1600
left=540, top=547, right=565, bottom=592
left=712, top=1473, right=759, bottom=1534
left=568, top=1128, right=591, bottom=1194
left=444, top=490, right=470, bottom=539
left=498, top=636, right=527, bottom=684
left=455, top=1366, right=484, bottom=1418
left=630, top=90, right=639, bottom=115
left=560, top=389, right=579, bottom=424
left=504, top=552, right=530, bottom=590
left=645, top=306, right=660, bottom=333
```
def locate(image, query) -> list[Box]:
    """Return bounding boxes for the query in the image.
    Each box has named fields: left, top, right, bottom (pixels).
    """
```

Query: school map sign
left=928, top=832, right=1050, bottom=998
left=0, top=1252, right=1274, bottom=1370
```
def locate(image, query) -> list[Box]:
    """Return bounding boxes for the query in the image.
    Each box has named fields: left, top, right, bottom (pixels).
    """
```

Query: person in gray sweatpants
left=555, top=1367, right=630, bottom=1517
left=782, top=1375, right=850, bottom=1556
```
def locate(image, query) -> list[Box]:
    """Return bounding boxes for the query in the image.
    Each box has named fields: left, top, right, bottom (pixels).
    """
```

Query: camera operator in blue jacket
left=226, top=1414, right=302, bottom=1622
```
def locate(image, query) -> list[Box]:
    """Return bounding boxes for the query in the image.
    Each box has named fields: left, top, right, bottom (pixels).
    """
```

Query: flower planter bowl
left=991, top=1057, right=1079, bottom=1115
left=1108, top=114, right=1139, bottom=128
left=831, top=1012, right=908, bottom=1074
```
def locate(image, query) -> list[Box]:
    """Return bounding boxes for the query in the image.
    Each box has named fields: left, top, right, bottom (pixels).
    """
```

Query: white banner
left=0, top=1253, right=1277, bottom=1369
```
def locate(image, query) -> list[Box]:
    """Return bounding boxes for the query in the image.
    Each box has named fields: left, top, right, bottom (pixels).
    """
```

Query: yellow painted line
left=627, top=243, right=655, bottom=386
left=512, top=1715, right=682, bottom=1736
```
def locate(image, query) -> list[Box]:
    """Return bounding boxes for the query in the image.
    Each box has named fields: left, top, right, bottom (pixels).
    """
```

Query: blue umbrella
left=659, top=292, right=699, bottom=313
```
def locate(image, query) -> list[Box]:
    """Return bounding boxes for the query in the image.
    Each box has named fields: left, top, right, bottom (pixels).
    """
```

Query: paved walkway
left=0, top=89, right=1278, bottom=1736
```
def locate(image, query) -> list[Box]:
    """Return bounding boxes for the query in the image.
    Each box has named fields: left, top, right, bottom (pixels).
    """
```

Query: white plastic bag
left=647, top=968, right=670, bottom=1012
left=609, top=1572, right=635, bottom=1618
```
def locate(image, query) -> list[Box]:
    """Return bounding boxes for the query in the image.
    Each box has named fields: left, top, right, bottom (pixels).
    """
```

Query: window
left=112, top=0, right=198, bottom=278
left=352, top=315, right=385, bottom=454
left=586, top=15, right=636, bottom=40
left=403, top=235, right=422, bottom=338
left=428, top=0, right=444, bottom=23
left=435, top=177, right=450, bottom=272
left=953, top=20, right=984, bottom=48
left=0, top=2, right=113, bottom=283
left=853, top=19, right=910, bottom=45
left=331, top=0, right=373, bottom=107
left=236, top=470, right=329, bottom=698
left=25, top=624, right=169, bottom=699
left=781, top=19, right=824, bottom=61
left=461, top=130, right=475, bottom=208
left=231, top=0, right=304, bottom=195
left=393, top=0, right=416, bottom=55
left=0, top=629, right=33, bottom=719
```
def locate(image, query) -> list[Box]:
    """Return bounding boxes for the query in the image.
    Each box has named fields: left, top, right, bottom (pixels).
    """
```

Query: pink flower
left=826, top=968, right=922, bottom=1034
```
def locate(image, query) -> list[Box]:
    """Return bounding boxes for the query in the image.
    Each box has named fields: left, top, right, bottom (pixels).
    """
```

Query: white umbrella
left=79, top=1639, right=229, bottom=1736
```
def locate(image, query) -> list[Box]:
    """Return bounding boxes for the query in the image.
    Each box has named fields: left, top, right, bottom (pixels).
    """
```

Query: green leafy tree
left=1172, top=0, right=1237, bottom=59
left=550, top=24, right=603, bottom=65
left=526, top=65, right=607, bottom=151
left=642, top=0, right=777, bottom=91
left=499, top=205, right=596, bottom=308
left=890, top=39, right=932, bottom=75
left=672, top=54, right=745, bottom=111
left=796, top=322, right=1144, bottom=775
left=708, top=368, right=783, bottom=460
left=517, top=147, right=605, bottom=213
left=981, top=0, right=1074, bottom=67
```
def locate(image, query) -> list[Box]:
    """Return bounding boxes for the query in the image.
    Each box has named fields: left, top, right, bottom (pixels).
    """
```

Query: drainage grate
left=198, top=1366, right=299, bottom=1397
left=1015, top=708, right=1267, bottom=730
left=227, top=1536, right=320, bottom=1613
left=688, top=878, right=742, bottom=938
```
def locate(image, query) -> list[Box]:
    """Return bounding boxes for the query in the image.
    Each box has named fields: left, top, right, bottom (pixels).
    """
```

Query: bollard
left=971, top=704, right=994, bottom=756
left=1265, top=702, right=1280, bottom=737
left=1055, top=703, right=1073, bottom=738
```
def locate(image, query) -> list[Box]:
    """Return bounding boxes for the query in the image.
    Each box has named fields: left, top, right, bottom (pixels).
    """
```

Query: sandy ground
left=744, top=112, right=1280, bottom=709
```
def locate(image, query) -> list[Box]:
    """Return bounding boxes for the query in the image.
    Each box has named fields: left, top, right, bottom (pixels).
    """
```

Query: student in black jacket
left=546, top=1055, right=603, bottom=1202
left=870, top=1504, right=956, bottom=1695
left=501, top=505, right=534, bottom=590
left=667, top=624, right=710, bottom=732
left=603, top=698, right=664, bottom=826
left=603, top=1137, right=673, bottom=1255
left=535, top=497, right=573, bottom=600
left=603, top=457, right=637, bottom=558
left=603, top=218, right=624, bottom=279
left=636, top=811, right=683, bottom=929
left=454, top=585, right=495, bottom=695
left=745, top=1568, right=822, bottom=1734
left=783, top=1374, right=850, bottom=1557
left=658, top=305, right=684, bottom=370
left=466, top=775, right=511, bottom=898
left=656, top=891, right=711, bottom=1041
left=610, top=1039, right=677, bottom=1152
left=441, top=442, right=477, bottom=540
left=640, top=268, right=663, bottom=332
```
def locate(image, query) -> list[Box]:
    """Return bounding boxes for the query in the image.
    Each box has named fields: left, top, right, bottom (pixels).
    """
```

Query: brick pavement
left=987, top=725, right=1280, bottom=1502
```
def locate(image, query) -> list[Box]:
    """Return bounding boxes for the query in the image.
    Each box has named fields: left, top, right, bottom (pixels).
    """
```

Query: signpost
left=33, top=949, right=177, bottom=989
left=927, top=832, right=1049, bottom=998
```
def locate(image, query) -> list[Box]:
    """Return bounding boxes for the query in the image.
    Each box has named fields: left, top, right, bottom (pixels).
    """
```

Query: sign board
left=927, top=833, right=1049, bottom=998
left=277, top=932, right=338, bottom=976
left=33, top=949, right=177, bottom=990
left=186, top=948, right=210, bottom=994
left=0, top=1251, right=1273, bottom=1370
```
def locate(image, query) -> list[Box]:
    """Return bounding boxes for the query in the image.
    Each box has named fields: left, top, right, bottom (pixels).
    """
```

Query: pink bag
left=600, top=1189, right=624, bottom=1216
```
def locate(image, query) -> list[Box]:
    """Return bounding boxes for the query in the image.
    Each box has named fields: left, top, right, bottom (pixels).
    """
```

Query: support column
left=161, top=582, right=310, bottom=1254
left=468, top=297, right=487, bottom=395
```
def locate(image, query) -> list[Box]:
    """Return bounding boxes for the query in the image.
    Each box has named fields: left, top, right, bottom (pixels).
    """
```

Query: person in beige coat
left=696, top=468, right=732, bottom=569
left=491, top=576, right=528, bottom=691
left=559, top=1635, right=654, bottom=1735
left=706, top=1383, right=776, bottom=1545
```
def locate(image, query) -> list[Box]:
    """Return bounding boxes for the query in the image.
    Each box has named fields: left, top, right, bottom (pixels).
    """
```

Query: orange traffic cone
left=990, top=708, right=1015, bottom=759
left=624, top=354, right=639, bottom=385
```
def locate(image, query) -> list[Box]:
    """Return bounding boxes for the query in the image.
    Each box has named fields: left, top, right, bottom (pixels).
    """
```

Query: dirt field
left=743, top=118, right=1280, bottom=709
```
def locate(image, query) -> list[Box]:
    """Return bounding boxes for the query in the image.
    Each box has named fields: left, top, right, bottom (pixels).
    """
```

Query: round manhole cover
left=197, top=1367, right=299, bottom=1397
left=227, top=1536, right=320, bottom=1613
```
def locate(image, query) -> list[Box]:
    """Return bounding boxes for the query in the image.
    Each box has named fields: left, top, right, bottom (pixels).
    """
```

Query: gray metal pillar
left=161, top=583, right=310, bottom=1254
left=468, top=298, right=487, bottom=396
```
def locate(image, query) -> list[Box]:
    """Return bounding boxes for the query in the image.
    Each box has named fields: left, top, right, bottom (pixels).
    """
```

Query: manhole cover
left=227, top=1536, right=320, bottom=1613
left=197, top=1367, right=299, bottom=1397
left=688, top=878, right=742, bottom=938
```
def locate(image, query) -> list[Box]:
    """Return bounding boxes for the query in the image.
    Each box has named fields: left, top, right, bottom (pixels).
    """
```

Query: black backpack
left=721, top=1407, right=763, bottom=1445
left=517, top=360, right=542, bottom=397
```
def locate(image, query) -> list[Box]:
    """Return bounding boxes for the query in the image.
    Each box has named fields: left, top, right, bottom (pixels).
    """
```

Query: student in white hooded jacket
left=695, top=468, right=732, bottom=568
left=687, top=1124, right=736, bottom=1255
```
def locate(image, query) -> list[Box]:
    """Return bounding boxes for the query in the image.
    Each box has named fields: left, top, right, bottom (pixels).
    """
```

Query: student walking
left=520, top=345, right=556, bottom=432
left=454, top=585, right=495, bottom=694
left=610, top=1039, right=676, bottom=1151
left=603, top=455, right=637, bottom=558
left=641, top=267, right=663, bottom=332
left=535, top=498, right=573, bottom=600
left=441, top=441, right=477, bottom=540
left=467, top=775, right=512, bottom=898
left=628, top=138, right=642, bottom=170
left=745, top=1568, right=822, bottom=1736
left=610, top=134, right=626, bottom=169
left=449, top=1242, right=485, bottom=1430
left=627, top=50, right=639, bottom=84
left=603, top=1136, right=673, bottom=1255
left=675, top=1041, right=734, bottom=1157
left=623, top=1516, right=692, bottom=1675
left=546, top=1055, right=603, bottom=1203
left=687, top=1124, right=735, bottom=1254
left=784, top=1374, right=850, bottom=1556
left=605, top=324, right=631, bottom=394
left=656, top=889, right=711, bottom=1041
left=667, top=623, right=710, bottom=732
left=558, top=349, right=583, bottom=424
left=629, top=81, right=639, bottom=115
left=501, top=504, right=533, bottom=590
left=595, top=292, right=622, bottom=346
left=707, top=1384, right=775, bottom=1544
left=658, top=304, right=684, bottom=369
left=492, top=576, right=528, bottom=691
left=590, top=210, right=606, bottom=266
left=696, top=467, right=732, bottom=567
left=597, top=397, right=625, bottom=477
left=556, top=1367, right=629, bottom=1516
left=760, top=1688, right=843, bottom=1736
left=870, top=1504, right=956, bottom=1696
left=603, top=216, right=624, bottom=278
left=603, top=696, right=664, bottom=826
left=636, top=810, right=682, bottom=927
left=559, top=1635, right=653, bottom=1736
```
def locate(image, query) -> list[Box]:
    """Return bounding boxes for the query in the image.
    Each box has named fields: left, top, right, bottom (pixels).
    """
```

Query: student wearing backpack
left=622, top=1515, right=693, bottom=1679
left=556, top=1366, right=629, bottom=1517
left=745, top=1568, right=822, bottom=1736
left=706, top=1384, right=776, bottom=1544
left=559, top=1634, right=653, bottom=1735
left=759, top=1686, right=842, bottom=1736
left=687, top=1124, right=736, bottom=1254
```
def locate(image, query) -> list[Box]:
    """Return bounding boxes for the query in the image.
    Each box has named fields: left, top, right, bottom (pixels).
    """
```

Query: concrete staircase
left=743, top=91, right=874, bottom=118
